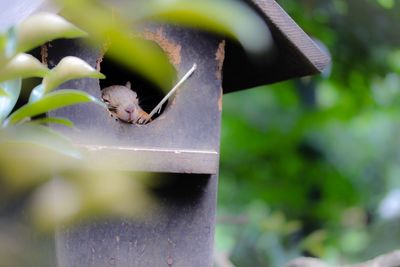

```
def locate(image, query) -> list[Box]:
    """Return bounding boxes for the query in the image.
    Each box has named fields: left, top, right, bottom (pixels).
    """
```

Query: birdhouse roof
left=222, top=0, right=331, bottom=93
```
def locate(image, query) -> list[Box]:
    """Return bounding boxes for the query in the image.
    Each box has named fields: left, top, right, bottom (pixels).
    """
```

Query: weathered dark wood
left=50, top=26, right=222, bottom=267
left=223, top=0, right=331, bottom=92
left=56, top=173, right=218, bottom=267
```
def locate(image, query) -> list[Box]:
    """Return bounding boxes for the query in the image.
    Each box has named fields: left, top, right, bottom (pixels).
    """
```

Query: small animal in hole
left=101, top=81, right=151, bottom=124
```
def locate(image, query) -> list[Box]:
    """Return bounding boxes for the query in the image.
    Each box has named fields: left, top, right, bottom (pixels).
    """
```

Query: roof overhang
left=222, top=0, right=331, bottom=93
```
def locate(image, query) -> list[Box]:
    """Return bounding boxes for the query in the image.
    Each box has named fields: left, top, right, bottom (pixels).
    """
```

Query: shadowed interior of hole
left=99, top=46, right=176, bottom=120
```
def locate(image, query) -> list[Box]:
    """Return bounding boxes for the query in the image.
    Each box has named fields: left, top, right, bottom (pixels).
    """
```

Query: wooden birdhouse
left=3, top=0, right=329, bottom=266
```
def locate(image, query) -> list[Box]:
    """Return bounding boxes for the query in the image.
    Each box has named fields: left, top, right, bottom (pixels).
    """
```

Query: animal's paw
left=136, top=112, right=152, bottom=125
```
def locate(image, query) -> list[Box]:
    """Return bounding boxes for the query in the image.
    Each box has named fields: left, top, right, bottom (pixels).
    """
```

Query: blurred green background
left=216, top=0, right=400, bottom=266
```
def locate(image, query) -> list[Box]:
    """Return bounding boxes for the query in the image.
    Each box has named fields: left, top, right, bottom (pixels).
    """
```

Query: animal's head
left=101, top=83, right=141, bottom=123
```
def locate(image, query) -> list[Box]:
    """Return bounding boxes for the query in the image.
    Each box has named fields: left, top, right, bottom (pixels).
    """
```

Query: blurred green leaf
left=0, top=124, right=80, bottom=159
left=16, top=13, right=87, bottom=53
left=6, top=89, right=104, bottom=125
left=339, top=229, right=370, bottom=254
left=0, top=78, right=21, bottom=123
left=30, top=56, right=105, bottom=102
left=0, top=34, right=6, bottom=64
left=140, top=0, right=271, bottom=54
left=0, top=124, right=81, bottom=188
left=58, top=0, right=176, bottom=91
left=0, top=88, right=8, bottom=96
left=377, top=0, right=395, bottom=9
left=4, top=28, right=17, bottom=60
left=387, top=49, right=400, bottom=73
left=0, top=53, right=49, bottom=82
left=0, top=34, right=5, bottom=51
left=28, top=117, right=75, bottom=127
left=301, top=230, right=328, bottom=257
left=30, top=171, right=154, bottom=230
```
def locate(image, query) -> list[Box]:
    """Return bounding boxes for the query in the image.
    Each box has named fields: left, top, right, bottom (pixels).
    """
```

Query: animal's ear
left=125, top=81, right=131, bottom=88
left=101, top=92, right=110, bottom=102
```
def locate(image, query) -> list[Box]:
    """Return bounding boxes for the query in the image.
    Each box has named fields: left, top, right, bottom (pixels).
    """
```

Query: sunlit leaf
left=30, top=56, right=105, bottom=102
left=5, top=27, right=17, bottom=58
left=30, top=171, right=154, bottom=229
left=43, top=56, right=104, bottom=92
left=0, top=124, right=81, bottom=187
left=0, top=34, right=6, bottom=64
left=0, top=78, right=21, bottom=123
left=138, top=0, right=272, bottom=54
left=0, top=53, right=49, bottom=82
left=59, top=0, right=176, bottom=90
left=0, top=124, right=80, bottom=159
left=0, top=88, right=8, bottom=96
left=0, top=28, right=17, bottom=66
left=0, top=34, right=5, bottom=51
left=5, top=89, right=104, bottom=125
left=28, top=117, right=75, bottom=127
left=30, top=178, right=82, bottom=229
left=16, top=13, right=87, bottom=53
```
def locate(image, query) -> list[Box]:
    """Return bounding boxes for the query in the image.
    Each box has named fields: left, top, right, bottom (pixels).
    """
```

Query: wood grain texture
left=57, top=173, right=218, bottom=267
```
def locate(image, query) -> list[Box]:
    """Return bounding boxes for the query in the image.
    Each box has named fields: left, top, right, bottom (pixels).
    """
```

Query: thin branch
left=145, top=63, right=197, bottom=122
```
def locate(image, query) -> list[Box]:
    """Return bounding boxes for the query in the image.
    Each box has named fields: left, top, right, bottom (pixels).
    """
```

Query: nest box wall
left=48, top=25, right=224, bottom=174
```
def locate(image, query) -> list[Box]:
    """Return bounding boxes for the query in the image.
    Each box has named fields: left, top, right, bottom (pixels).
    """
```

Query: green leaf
left=0, top=34, right=5, bottom=51
left=0, top=124, right=81, bottom=159
left=40, top=56, right=105, bottom=95
left=28, top=117, right=75, bottom=127
left=139, top=0, right=272, bottom=54
left=59, top=0, right=177, bottom=91
left=0, top=53, right=49, bottom=82
left=104, top=34, right=176, bottom=91
left=0, top=28, right=17, bottom=66
left=0, top=88, right=8, bottom=96
left=16, top=13, right=87, bottom=53
left=29, top=84, right=45, bottom=103
left=0, top=34, right=6, bottom=65
left=0, top=78, right=21, bottom=123
left=5, top=89, right=104, bottom=125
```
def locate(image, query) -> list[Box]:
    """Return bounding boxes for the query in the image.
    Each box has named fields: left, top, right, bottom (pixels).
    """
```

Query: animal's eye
left=106, top=104, right=118, bottom=112
left=102, top=98, right=110, bottom=104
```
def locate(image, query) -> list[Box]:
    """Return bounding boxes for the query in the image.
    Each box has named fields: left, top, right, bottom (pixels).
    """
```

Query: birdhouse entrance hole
left=98, top=43, right=176, bottom=122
